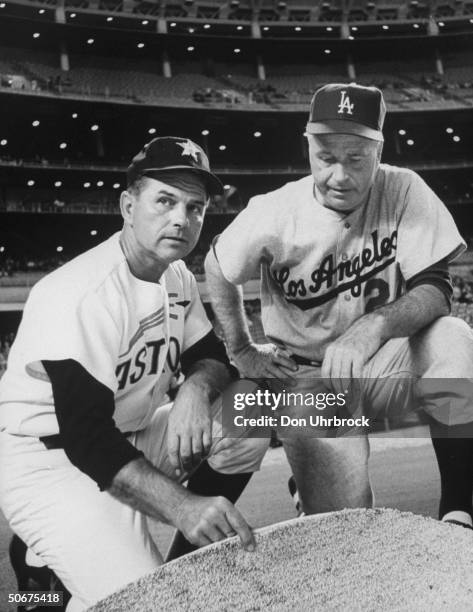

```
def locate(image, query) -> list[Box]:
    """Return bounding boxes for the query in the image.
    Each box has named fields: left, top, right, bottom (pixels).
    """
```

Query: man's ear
left=120, top=190, right=134, bottom=224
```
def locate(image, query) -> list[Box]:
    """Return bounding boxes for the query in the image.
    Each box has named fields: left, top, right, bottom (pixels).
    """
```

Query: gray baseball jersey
left=215, top=164, right=465, bottom=362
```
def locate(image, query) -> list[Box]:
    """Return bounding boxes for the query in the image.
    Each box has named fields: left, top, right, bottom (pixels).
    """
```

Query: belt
left=40, top=431, right=133, bottom=450
left=290, top=354, right=321, bottom=368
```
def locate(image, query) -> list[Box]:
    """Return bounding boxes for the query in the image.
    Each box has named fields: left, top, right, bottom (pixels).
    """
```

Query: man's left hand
left=321, top=314, right=386, bottom=395
left=167, top=388, right=212, bottom=477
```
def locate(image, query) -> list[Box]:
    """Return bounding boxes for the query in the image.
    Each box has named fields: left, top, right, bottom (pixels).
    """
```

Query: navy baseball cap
left=127, top=136, right=224, bottom=196
left=306, top=83, right=386, bottom=142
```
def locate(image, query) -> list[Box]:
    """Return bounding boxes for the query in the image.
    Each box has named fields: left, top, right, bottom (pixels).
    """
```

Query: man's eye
left=189, top=204, right=204, bottom=214
left=157, top=197, right=172, bottom=205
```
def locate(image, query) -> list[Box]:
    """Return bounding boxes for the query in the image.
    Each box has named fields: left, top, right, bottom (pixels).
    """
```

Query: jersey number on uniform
left=364, top=278, right=390, bottom=313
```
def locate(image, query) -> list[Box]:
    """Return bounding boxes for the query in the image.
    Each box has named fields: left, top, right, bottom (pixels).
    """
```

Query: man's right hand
left=175, top=493, right=256, bottom=551
left=233, top=343, right=298, bottom=382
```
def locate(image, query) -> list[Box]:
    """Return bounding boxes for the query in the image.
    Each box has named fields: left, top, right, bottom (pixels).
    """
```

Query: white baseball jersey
left=0, top=232, right=211, bottom=437
left=215, top=164, right=465, bottom=362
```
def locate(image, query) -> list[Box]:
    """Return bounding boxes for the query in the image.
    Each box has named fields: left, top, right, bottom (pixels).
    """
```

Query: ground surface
left=0, top=428, right=440, bottom=612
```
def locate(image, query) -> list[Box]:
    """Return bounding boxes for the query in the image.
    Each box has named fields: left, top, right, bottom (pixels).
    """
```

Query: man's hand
left=176, top=493, right=256, bottom=551
left=321, top=313, right=386, bottom=394
left=233, top=342, right=298, bottom=382
left=167, top=391, right=212, bottom=477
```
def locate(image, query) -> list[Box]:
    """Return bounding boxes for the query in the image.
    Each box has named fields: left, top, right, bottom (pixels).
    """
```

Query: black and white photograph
left=1, top=1, right=473, bottom=610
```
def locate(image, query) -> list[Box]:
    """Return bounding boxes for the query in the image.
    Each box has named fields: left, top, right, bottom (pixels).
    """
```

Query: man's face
left=122, top=172, right=207, bottom=268
left=307, top=133, right=381, bottom=213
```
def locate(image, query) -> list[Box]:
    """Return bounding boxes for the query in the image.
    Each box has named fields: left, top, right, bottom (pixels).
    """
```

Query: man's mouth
left=163, top=237, right=187, bottom=243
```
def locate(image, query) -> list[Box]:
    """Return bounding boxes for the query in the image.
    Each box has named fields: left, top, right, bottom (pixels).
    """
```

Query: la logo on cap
left=338, top=90, right=354, bottom=115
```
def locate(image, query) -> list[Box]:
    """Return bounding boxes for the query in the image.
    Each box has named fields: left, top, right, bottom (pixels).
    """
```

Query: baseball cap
left=306, top=83, right=386, bottom=142
left=127, top=136, right=224, bottom=196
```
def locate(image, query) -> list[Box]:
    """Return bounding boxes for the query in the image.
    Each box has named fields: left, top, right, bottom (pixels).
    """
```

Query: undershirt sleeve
left=43, top=359, right=143, bottom=491
left=405, top=257, right=452, bottom=308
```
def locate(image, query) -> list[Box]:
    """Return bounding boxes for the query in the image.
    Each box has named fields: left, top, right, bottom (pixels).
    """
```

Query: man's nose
left=170, top=202, right=189, bottom=227
left=331, top=163, right=349, bottom=183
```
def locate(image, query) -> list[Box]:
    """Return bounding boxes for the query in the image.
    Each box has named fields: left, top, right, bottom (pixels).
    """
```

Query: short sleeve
left=214, top=195, right=274, bottom=284
left=182, top=270, right=212, bottom=353
left=396, top=172, right=466, bottom=281
left=16, top=283, right=120, bottom=393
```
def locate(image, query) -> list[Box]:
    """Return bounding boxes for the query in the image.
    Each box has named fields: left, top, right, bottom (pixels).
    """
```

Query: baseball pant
left=0, top=399, right=268, bottom=611
left=273, top=316, right=473, bottom=514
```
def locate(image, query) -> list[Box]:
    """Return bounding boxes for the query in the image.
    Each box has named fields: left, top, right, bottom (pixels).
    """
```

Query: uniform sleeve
left=214, top=195, right=275, bottom=284
left=181, top=268, right=213, bottom=353
left=18, top=284, right=120, bottom=393
left=43, top=359, right=143, bottom=491
left=396, top=172, right=466, bottom=282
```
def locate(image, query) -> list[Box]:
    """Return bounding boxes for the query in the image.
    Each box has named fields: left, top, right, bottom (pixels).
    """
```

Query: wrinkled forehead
left=141, top=170, right=208, bottom=199
left=307, top=132, right=380, bottom=155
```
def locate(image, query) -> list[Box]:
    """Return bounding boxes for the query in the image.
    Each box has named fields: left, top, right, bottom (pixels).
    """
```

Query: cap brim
left=141, top=166, right=224, bottom=196
left=306, top=119, right=384, bottom=142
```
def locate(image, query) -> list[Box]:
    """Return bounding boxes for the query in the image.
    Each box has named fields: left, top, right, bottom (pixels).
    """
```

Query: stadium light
left=188, top=27, right=195, bottom=33
left=219, top=145, right=227, bottom=151
left=398, top=129, right=406, bottom=136
left=382, top=25, right=389, bottom=30
left=326, top=26, right=333, bottom=31
left=0, top=247, right=4, bottom=253
left=54, top=181, right=62, bottom=187
left=294, top=26, right=302, bottom=31
left=97, top=180, right=104, bottom=187
left=38, top=9, right=45, bottom=14
left=33, top=33, right=40, bottom=39
left=348, top=35, right=354, bottom=40
left=57, top=246, right=63, bottom=253
left=204, top=24, right=211, bottom=29
left=438, top=21, right=444, bottom=26
left=70, top=12, right=76, bottom=18
left=407, top=139, right=414, bottom=146
left=351, top=26, right=358, bottom=31
left=324, top=49, right=331, bottom=54
left=0, top=3, right=5, bottom=8
left=201, top=129, right=210, bottom=136
left=0, top=139, right=7, bottom=146
left=187, top=46, right=195, bottom=52
left=148, top=128, right=156, bottom=134
left=170, top=22, right=176, bottom=27
left=413, top=23, right=419, bottom=28
left=237, top=25, right=243, bottom=30
left=263, top=26, right=269, bottom=31
left=72, top=113, right=78, bottom=119
left=107, top=16, right=113, bottom=22
left=59, top=142, right=67, bottom=150
left=137, top=43, right=145, bottom=48
left=470, top=18, right=473, bottom=23
left=446, top=127, right=453, bottom=133
left=224, top=184, right=231, bottom=190
left=27, top=180, right=35, bottom=186
left=234, top=48, right=241, bottom=54
left=32, top=120, right=40, bottom=127
left=84, top=182, right=91, bottom=188
left=254, top=131, right=262, bottom=138
left=113, top=183, right=120, bottom=189
left=90, top=230, right=98, bottom=236
left=90, top=124, right=99, bottom=131
left=141, top=20, right=149, bottom=25
left=453, top=135, right=461, bottom=142
left=87, top=38, right=94, bottom=44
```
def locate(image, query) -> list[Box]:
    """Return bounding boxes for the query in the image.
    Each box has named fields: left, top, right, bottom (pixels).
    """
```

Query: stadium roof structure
left=1, top=0, right=473, bottom=37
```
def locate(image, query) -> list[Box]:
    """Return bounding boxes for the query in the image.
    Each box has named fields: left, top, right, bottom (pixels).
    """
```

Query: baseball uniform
left=0, top=232, right=267, bottom=610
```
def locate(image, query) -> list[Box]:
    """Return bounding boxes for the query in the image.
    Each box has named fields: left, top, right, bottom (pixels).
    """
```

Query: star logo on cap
left=177, top=139, right=201, bottom=163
